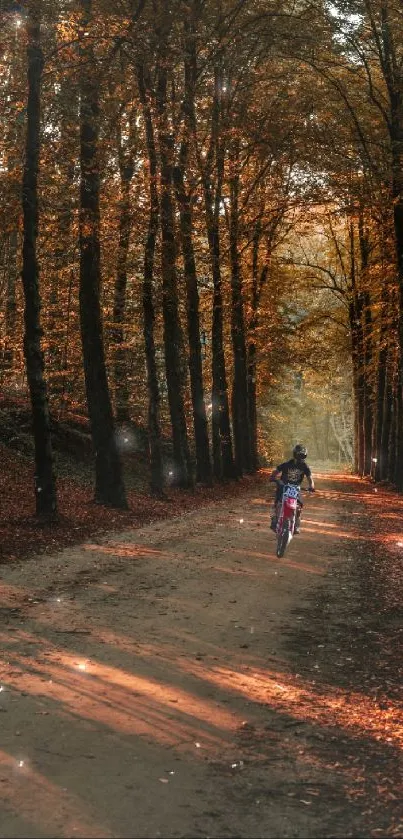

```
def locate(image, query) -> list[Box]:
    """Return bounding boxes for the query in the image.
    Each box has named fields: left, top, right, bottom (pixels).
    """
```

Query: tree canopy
left=1, top=0, right=402, bottom=512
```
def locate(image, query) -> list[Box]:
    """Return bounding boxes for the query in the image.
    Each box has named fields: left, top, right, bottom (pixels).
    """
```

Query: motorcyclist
left=269, top=444, right=315, bottom=534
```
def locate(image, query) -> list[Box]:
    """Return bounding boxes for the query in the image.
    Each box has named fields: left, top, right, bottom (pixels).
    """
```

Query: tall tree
left=228, top=136, right=252, bottom=475
left=153, top=5, right=193, bottom=488
left=197, top=64, right=235, bottom=480
left=78, top=0, right=127, bottom=508
left=314, top=0, right=403, bottom=483
left=173, top=9, right=212, bottom=485
left=21, top=0, right=57, bottom=518
left=112, top=96, right=136, bottom=424
left=137, top=62, right=164, bottom=496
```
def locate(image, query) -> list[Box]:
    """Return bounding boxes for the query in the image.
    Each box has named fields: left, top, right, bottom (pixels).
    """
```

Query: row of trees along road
left=287, top=0, right=403, bottom=488
left=0, top=0, right=402, bottom=518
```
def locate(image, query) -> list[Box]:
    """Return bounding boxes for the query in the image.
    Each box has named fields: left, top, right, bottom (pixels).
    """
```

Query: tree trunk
left=247, top=224, right=260, bottom=470
left=155, top=62, right=193, bottom=488
left=4, top=229, right=18, bottom=371
left=349, top=214, right=370, bottom=477
left=205, top=183, right=235, bottom=480
left=392, top=133, right=403, bottom=489
left=389, top=387, right=398, bottom=484
left=21, top=0, right=57, bottom=518
left=247, top=218, right=269, bottom=469
left=189, top=59, right=234, bottom=481
left=377, top=354, right=391, bottom=482
left=379, top=5, right=403, bottom=489
left=348, top=223, right=360, bottom=472
left=229, top=151, right=251, bottom=475
left=248, top=220, right=271, bottom=472
left=349, top=291, right=365, bottom=476
left=373, top=348, right=386, bottom=481
left=351, top=353, right=360, bottom=473
left=47, top=81, right=76, bottom=401
left=247, top=339, right=258, bottom=468
left=173, top=164, right=212, bottom=484
left=53, top=78, right=78, bottom=412
left=172, top=27, right=212, bottom=486
left=113, top=119, right=135, bottom=424
left=358, top=212, right=373, bottom=476
left=330, top=414, right=351, bottom=462
left=373, top=286, right=390, bottom=482
left=201, top=87, right=235, bottom=480
left=362, top=291, right=373, bottom=476
left=137, top=64, right=164, bottom=496
left=78, top=0, right=127, bottom=508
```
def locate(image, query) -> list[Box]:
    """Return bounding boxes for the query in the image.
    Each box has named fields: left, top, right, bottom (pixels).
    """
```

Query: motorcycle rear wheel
left=276, top=519, right=290, bottom=558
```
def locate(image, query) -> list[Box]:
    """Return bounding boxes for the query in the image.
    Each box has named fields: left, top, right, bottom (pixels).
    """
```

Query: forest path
left=0, top=472, right=401, bottom=838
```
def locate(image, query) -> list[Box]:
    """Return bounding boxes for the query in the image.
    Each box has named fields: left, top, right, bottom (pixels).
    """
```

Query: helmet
left=293, top=444, right=307, bottom=461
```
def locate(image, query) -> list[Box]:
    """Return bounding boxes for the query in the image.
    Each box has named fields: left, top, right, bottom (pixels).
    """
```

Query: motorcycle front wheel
left=276, top=519, right=290, bottom=558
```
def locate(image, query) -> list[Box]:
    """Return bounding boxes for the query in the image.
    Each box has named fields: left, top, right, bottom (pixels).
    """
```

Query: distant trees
left=289, top=0, right=403, bottom=485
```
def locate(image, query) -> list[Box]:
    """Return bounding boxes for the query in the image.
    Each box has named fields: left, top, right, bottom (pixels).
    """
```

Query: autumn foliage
left=0, top=0, right=402, bottom=523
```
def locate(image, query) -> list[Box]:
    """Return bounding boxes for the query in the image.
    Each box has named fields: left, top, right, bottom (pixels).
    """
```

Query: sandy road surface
left=0, top=472, right=401, bottom=838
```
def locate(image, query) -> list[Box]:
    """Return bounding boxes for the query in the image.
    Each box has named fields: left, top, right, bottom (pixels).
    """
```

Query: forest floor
left=0, top=469, right=402, bottom=838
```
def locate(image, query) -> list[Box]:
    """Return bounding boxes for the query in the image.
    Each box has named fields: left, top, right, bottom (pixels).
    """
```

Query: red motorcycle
left=274, top=481, right=311, bottom=558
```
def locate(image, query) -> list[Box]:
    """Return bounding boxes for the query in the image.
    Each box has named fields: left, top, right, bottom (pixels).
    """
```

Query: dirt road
left=0, top=472, right=401, bottom=838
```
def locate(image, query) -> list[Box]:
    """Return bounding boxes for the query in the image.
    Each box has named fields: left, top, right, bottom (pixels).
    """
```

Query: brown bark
left=137, top=64, right=164, bottom=496
left=4, top=229, right=18, bottom=371
left=358, top=214, right=373, bottom=476
left=78, top=0, right=127, bottom=509
left=174, top=163, right=212, bottom=485
left=113, top=115, right=135, bottom=424
left=247, top=222, right=261, bottom=471
left=229, top=144, right=252, bottom=475
left=372, top=3, right=403, bottom=487
left=155, top=59, right=193, bottom=488
left=21, top=0, right=57, bottom=518
left=362, top=290, right=373, bottom=476
left=200, top=70, right=235, bottom=481
left=172, top=26, right=212, bottom=485
left=349, top=222, right=365, bottom=475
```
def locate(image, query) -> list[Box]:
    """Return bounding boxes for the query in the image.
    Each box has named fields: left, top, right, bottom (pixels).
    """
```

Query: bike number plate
left=284, top=485, right=299, bottom=500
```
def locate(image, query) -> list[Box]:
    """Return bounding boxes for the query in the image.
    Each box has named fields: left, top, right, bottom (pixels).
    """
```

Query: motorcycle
left=273, top=481, right=307, bottom=558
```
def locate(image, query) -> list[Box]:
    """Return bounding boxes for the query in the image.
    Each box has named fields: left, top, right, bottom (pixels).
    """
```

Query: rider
left=269, top=444, right=315, bottom=534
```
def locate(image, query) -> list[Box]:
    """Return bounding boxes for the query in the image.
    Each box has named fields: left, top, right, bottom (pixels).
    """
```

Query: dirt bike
left=274, top=481, right=307, bottom=558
